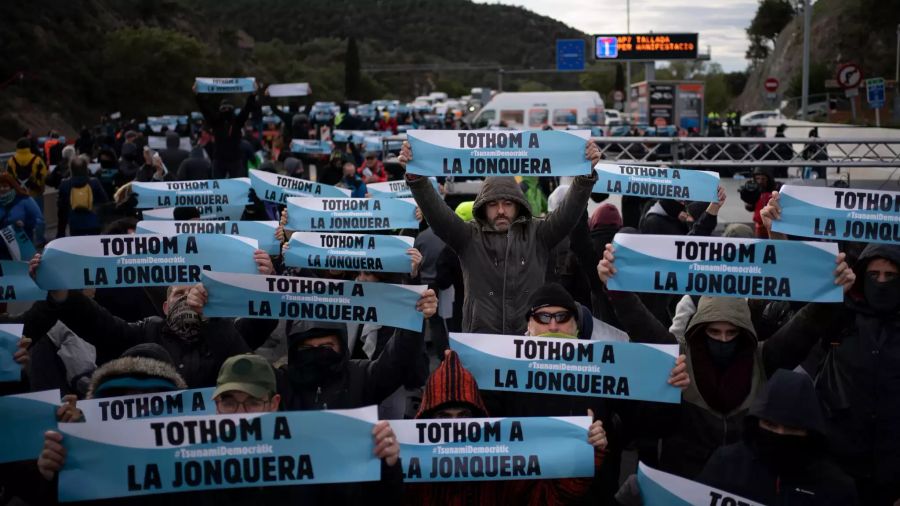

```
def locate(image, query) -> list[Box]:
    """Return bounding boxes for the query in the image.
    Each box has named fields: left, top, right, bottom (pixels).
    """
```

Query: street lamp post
left=800, top=0, right=811, bottom=121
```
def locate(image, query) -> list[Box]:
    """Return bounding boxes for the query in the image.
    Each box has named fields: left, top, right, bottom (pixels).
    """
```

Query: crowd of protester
left=0, top=81, right=898, bottom=506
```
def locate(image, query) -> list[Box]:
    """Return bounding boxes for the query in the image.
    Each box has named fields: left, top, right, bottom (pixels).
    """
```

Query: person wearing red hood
left=405, top=350, right=607, bottom=506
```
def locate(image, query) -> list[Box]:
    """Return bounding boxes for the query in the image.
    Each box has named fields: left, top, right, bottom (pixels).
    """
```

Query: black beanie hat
left=120, top=343, right=175, bottom=367
left=526, top=283, right=579, bottom=320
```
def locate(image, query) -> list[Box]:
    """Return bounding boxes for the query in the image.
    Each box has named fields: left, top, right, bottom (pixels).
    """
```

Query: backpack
left=11, top=155, right=38, bottom=185
left=70, top=183, right=94, bottom=211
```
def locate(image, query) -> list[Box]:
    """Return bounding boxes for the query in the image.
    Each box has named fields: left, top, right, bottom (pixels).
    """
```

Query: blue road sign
left=595, top=36, right=619, bottom=59
left=866, top=78, right=885, bottom=109
left=556, top=39, right=586, bottom=71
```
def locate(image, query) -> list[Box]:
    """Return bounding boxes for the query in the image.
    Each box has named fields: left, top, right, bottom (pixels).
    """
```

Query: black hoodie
left=698, top=369, right=858, bottom=505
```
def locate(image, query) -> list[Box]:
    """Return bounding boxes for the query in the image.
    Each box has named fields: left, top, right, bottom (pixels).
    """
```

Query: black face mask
left=706, top=336, right=739, bottom=368
left=863, top=277, right=900, bottom=314
left=755, top=428, right=814, bottom=474
left=288, top=346, right=343, bottom=386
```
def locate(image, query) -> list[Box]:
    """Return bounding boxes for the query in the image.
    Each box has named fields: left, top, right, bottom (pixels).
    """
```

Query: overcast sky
left=477, top=0, right=758, bottom=72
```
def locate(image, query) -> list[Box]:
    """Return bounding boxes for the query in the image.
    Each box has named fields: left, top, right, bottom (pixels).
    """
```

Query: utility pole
left=894, top=23, right=900, bottom=122
left=625, top=0, right=631, bottom=116
left=800, top=0, right=811, bottom=120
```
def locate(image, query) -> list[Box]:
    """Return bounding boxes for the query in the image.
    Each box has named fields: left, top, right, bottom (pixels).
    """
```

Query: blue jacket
left=0, top=194, right=43, bottom=242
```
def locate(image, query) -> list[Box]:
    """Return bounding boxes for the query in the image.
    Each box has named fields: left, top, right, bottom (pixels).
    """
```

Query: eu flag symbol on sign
left=556, top=39, right=586, bottom=71
left=596, top=37, right=618, bottom=59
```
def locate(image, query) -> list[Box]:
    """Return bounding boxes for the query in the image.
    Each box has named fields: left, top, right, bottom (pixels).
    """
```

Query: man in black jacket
left=277, top=288, right=436, bottom=411
left=698, top=369, right=858, bottom=505
left=193, top=82, right=258, bottom=179
left=159, top=131, right=190, bottom=174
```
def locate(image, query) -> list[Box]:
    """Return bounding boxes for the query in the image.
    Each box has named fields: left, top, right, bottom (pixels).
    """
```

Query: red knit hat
left=416, top=350, right=488, bottom=418
left=589, top=203, right=623, bottom=231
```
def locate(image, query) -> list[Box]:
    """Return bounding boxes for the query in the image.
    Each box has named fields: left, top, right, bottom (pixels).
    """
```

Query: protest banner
left=286, top=197, right=418, bottom=231
left=0, top=260, right=46, bottom=302
left=0, top=389, right=59, bottom=463
left=774, top=184, right=900, bottom=244
left=57, top=406, right=379, bottom=501
left=79, top=387, right=216, bottom=423
left=637, top=462, right=763, bottom=506
left=266, top=82, right=311, bottom=97
left=146, top=135, right=192, bottom=152
left=249, top=169, right=349, bottom=204
left=289, top=139, right=333, bottom=155
left=366, top=178, right=440, bottom=198
left=607, top=233, right=842, bottom=302
left=137, top=220, right=281, bottom=256
left=592, top=162, right=720, bottom=202
left=36, top=235, right=259, bottom=290
left=141, top=204, right=248, bottom=221
left=131, top=178, right=250, bottom=209
left=1, top=224, right=36, bottom=261
left=393, top=416, right=593, bottom=482
left=450, top=333, right=681, bottom=403
left=284, top=232, right=414, bottom=273
left=202, top=271, right=427, bottom=331
left=406, top=130, right=591, bottom=177
left=194, top=77, right=256, bottom=94
left=333, top=130, right=380, bottom=143
left=0, top=324, right=24, bottom=382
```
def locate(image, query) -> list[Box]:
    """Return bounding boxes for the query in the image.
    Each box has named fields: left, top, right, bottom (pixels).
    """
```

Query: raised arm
left=400, top=142, right=473, bottom=253
left=536, top=142, right=599, bottom=246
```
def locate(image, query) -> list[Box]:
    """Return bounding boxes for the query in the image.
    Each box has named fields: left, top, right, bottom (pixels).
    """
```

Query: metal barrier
left=382, top=135, right=900, bottom=168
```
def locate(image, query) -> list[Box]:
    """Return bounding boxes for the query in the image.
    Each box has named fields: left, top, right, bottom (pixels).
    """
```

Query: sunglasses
left=530, top=311, right=573, bottom=324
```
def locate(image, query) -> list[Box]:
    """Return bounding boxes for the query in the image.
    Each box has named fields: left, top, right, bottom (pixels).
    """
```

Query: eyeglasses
left=216, top=397, right=269, bottom=413
left=530, top=311, right=573, bottom=324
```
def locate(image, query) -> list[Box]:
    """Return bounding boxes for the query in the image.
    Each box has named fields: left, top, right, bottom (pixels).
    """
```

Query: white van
left=471, top=91, right=605, bottom=129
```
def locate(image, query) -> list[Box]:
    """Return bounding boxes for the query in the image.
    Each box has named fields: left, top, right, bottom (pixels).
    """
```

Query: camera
left=738, top=179, right=760, bottom=206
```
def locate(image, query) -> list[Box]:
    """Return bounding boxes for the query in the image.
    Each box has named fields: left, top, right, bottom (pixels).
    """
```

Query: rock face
left=735, top=0, right=849, bottom=113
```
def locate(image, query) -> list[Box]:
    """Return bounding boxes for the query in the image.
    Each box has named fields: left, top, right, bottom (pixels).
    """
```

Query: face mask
left=288, top=346, right=343, bottom=386
left=705, top=335, right=739, bottom=368
left=755, top=427, right=813, bottom=473
left=165, top=295, right=203, bottom=341
left=863, top=277, right=900, bottom=314
left=0, top=189, right=14, bottom=206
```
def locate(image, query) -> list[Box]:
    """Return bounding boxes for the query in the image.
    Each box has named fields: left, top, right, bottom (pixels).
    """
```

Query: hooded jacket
left=698, top=370, right=858, bottom=505
left=408, top=172, right=596, bottom=335
left=86, top=354, right=187, bottom=398
left=277, top=322, right=425, bottom=411
left=774, top=243, right=900, bottom=503
left=609, top=293, right=826, bottom=479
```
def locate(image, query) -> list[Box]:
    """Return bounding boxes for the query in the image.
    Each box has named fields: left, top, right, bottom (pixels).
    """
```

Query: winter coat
left=276, top=324, right=425, bottom=411
left=0, top=193, right=42, bottom=244
left=42, top=291, right=251, bottom=387
left=698, top=370, right=858, bottom=505
left=275, top=323, right=410, bottom=505
left=57, top=175, right=108, bottom=235
left=159, top=131, right=190, bottom=173
left=610, top=294, right=830, bottom=479
left=335, top=174, right=368, bottom=198
left=776, top=243, right=900, bottom=503
left=408, top=172, right=596, bottom=335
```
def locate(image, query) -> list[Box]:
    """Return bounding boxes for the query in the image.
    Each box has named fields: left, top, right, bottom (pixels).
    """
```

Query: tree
left=747, top=0, right=796, bottom=43
left=344, top=36, right=361, bottom=100
left=745, top=35, right=770, bottom=66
